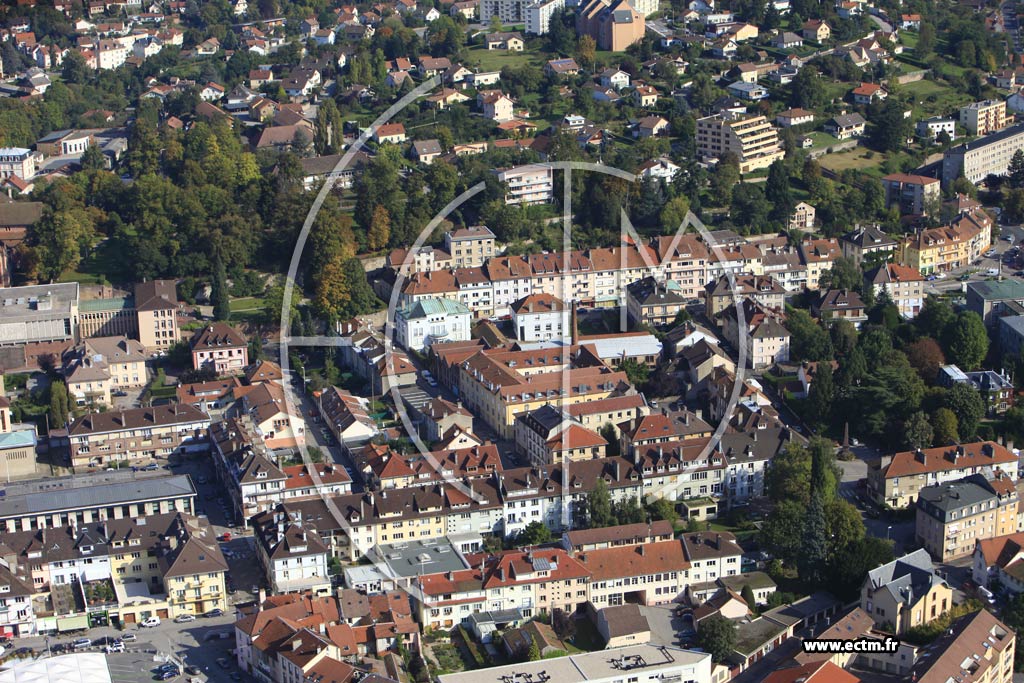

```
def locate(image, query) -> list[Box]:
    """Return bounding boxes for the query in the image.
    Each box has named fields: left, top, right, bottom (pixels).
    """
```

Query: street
left=10, top=613, right=244, bottom=682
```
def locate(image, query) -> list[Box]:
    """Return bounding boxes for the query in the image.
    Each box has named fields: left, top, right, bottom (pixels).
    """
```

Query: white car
left=173, top=614, right=195, bottom=624
left=105, top=641, right=124, bottom=654
left=140, top=616, right=161, bottom=628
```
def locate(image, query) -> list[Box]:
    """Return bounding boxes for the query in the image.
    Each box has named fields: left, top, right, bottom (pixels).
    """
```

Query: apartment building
left=860, top=549, right=952, bottom=635
left=5, top=511, right=226, bottom=629
left=943, top=122, right=1024, bottom=185
left=915, top=473, right=1018, bottom=561
left=78, top=280, right=179, bottom=352
left=250, top=511, right=331, bottom=595
left=695, top=113, right=784, bottom=173
left=798, top=238, right=843, bottom=290
left=960, top=99, right=1008, bottom=136
left=704, top=274, right=786, bottom=318
left=235, top=590, right=417, bottom=680
left=881, top=173, right=941, bottom=216
left=866, top=442, right=1018, bottom=509
left=864, top=263, right=925, bottom=319
left=973, top=532, right=1024, bottom=596
left=967, top=279, right=1024, bottom=327
left=580, top=539, right=691, bottom=607
left=133, top=279, right=179, bottom=351
left=445, top=225, right=496, bottom=268
left=576, top=0, right=645, bottom=51
left=0, top=469, right=196, bottom=533
left=511, top=293, right=571, bottom=341
left=719, top=298, right=791, bottom=368
left=899, top=208, right=992, bottom=274
left=626, top=277, right=689, bottom=327
left=190, top=322, right=249, bottom=374
left=0, top=283, right=79, bottom=347
left=0, top=148, right=37, bottom=180
left=395, top=297, right=472, bottom=351
left=493, top=165, right=553, bottom=205
left=513, top=404, right=607, bottom=465
left=457, top=344, right=630, bottom=439
left=525, top=0, right=565, bottom=34
left=908, top=609, right=1015, bottom=683
left=839, top=225, right=897, bottom=266
left=62, top=336, right=147, bottom=406
left=66, top=403, right=211, bottom=468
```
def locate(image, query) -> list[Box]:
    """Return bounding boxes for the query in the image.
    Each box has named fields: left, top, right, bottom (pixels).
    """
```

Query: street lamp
left=886, top=525, right=892, bottom=540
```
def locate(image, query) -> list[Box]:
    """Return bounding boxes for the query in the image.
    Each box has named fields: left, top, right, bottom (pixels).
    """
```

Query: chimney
left=638, top=545, right=645, bottom=556
left=715, top=533, right=721, bottom=549
left=258, top=587, right=266, bottom=608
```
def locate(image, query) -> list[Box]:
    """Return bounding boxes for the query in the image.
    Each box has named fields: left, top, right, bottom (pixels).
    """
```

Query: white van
left=987, top=268, right=1001, bottom=277
left=140, top=616, right=161, bottom=628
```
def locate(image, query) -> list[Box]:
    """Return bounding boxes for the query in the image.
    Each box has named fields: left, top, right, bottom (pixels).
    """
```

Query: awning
left=57, top=615, right=89, bottom=632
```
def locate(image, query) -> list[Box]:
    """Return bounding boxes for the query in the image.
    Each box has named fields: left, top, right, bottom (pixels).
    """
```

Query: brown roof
left=133, top=279, right=177, bottom=311
left=577, top=539, right=690, bottom=580
left=879, top=442, right=1015, bottom=478
left=681, top=531, right=743, bottom=561
left=0, top=200, right=43, bottom=228
left=191, top=322, right=247, bottom=350
left=764, top=662, right=859, bottom=683
left=564, top=520, right=673, bottom=549
left=911, top=609, right=1013, bottom=683
left=68, top=403, right=208, bottom=435
left=511, top=293, right=567, bottom=314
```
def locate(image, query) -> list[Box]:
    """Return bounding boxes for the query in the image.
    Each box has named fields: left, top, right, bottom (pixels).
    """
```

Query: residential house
left=916, top=473, right=1018, bottom=561
left=190, top=323, right=248, bottom=374
left=861, top=549, right=952, bottom=634
left=864, top=263, right=925, bottom=318
left=812, top=289, right=867, bottom=328
left=867, top=442, right=1019, bottom=509
left=66, top=404, right=210, bottom=468
left=824, top=112, right=866, bottom=139
left=882, top=173, right=941, bottom=216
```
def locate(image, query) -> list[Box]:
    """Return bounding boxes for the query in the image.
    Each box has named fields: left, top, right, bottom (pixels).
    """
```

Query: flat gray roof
left=439, top=645, right=709, bottom=683
left=378, top=537, right=469, bottom=578
left=0, top=471, right=195, bottom=519
left=0, top=283, right=79, bottom=322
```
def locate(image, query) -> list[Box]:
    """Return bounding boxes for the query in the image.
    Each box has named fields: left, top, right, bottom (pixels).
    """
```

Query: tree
left=49, top=380, right=69, bottom=429
left=870, top=99, right=913, bottom=153
left=943, top=311, right=989, bottom=369
left=527, top=638, right=541, bottom=662
left=516, top=521, right=553, bottom=546
left=805, top=361, right=834, bottom=427
left=576, top=34, right=596, bottom=69
left=62, top=50, right=91, bottom=84
left=760, top=500, right=804, bottom=563
left=1010, top=149, right=1024, bottom=188
left=916, top=299, right=955, bottom=340
left=648, top=498, right=678, bottom=526
left=945, top=382, right=986, bottom=439
left=660, top=196, right=691, bottom=232
left=696, top=614, right=737, bottom=663
left=933, top=407, right=961, bottom=445
left=786, top=309, right=833, bottom=361
left=799, top=492, right=829, bottom=586
left=368, top=205, right=391, bottom=251
left=766, top=161, right=794, bottom=225
left=586, top=479, right=613, bottom=528
left=212, top=254, right=231, bottom=321
left=906, top=338, right=946, bottom=383
left=616, top=358, right=649, bottom=386
left=790, top=65, right=826, bottom=109
left=904, top=411, right=934, bottom=449
left=80, top=145, right=106, bottom=171
left=818, top=257, right=861, bottom=292
left=741, top=584, right=757, bottom=609
left=314, top=253, right=351, bottom=323
left=826, top=536, right=894, bottom=600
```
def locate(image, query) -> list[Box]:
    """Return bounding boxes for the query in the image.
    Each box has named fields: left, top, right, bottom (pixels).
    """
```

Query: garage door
left=157, top=609, right=169, bottom=618
left=123, top=613, right=136, bottom=624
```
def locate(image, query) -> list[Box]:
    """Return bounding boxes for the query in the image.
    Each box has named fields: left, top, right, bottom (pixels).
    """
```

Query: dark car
left=205, top=608, right=224, bottom=618
left=185, top=666, right=201, bottom=676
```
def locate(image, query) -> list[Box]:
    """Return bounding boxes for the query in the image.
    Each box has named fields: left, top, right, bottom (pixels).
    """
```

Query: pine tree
left=798, top=492, right=829, bottom=586
left=741, top=584, right=757, bottom=610
left=806, top=362, right=834, bottom=427
left=527, top=638, right=541, bottom=662
left=1010, top=149, right=1024, bottom=188
left=49, top=381, right=68, bottom=429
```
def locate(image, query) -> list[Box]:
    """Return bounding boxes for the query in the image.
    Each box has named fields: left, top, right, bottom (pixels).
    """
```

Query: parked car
left=204, top=608, right=224, bottom=618
left=72, top=638, right=92, bottom=650
left=159, top=670, right=179, bottom=680
left=121, top=633, right=137, bottom=642
left=217, top=658, right=232, bottom=669
left=105, top=641, right=124, bottom=653
left=140, top=616, right=161, bottom=628
left=219, top=532, right=231, bottom=542
left=173, top=614, right=195, bottom=624
left=142, top=463, right=159, bottom=471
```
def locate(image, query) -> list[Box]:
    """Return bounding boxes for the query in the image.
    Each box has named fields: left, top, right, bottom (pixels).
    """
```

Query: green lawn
left=805, top=131, right=841, bottom=150
left=58, top=239, right=122, bottom=286
left=229, top=296, right=264, bottom=312
left=465, top=45, right=543, bottom=72
left=817, top=147, right=883, bottom=174
left=901, top=79, right=973, bottom=118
